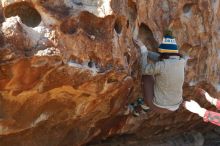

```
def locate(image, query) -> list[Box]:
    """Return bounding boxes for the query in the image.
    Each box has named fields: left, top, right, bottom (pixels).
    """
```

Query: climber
left=127, top=30, right=186, bottom=116
left=184, top=88, right=220, bottom=126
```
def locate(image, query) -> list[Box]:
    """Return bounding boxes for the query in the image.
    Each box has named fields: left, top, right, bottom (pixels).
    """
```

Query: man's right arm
left=148, top=51, right=160, bottom=62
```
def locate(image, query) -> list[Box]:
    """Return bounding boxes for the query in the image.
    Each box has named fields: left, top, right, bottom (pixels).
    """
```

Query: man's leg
left=142, top=75, right=171, bottom=113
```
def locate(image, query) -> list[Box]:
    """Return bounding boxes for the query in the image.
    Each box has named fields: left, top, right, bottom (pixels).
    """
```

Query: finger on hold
left=185, top=100, right=194, bottom=106
left=190, top=100, right=197, bottom=104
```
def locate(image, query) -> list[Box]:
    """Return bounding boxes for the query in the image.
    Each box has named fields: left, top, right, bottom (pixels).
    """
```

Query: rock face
left=0, top=0, right=220, bottom=146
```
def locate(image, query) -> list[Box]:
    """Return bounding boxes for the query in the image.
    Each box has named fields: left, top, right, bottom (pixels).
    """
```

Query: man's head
left=158, top=30, right=178, bottom=53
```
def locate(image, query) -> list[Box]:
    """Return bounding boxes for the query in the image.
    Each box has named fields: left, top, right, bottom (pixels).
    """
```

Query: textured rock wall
left=0, top=0, right=220, bottom=146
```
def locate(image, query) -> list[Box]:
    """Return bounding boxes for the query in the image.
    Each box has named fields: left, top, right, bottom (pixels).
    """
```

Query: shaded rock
left=4, top=1, right=41, bottom=27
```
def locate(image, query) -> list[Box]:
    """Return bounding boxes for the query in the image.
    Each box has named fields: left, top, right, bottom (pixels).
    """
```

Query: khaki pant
left=142, top=75, right=172, bottom=113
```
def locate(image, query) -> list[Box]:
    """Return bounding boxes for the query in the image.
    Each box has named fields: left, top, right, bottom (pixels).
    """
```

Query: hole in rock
left=88, top=61, right=94, bottom=68
left=0, top=11, right=4, bottom=23
left=183, top=3, right=193, bottom=14
left=126, top=20, right=129, bottom=28
left=4, top=2, right=41, bottom=27
left=0, top=31, right=5, bottom=47
left=107, top=78, right=118, bottom=83
left=60, top=18, right=78, bottom=34
left=138, top=23, right=158, bottom=50
left=80, top=93, right=91, bottom=97
left=114, top=18, right=122, bottom=34
left=79, top=11, right=110, bottom=40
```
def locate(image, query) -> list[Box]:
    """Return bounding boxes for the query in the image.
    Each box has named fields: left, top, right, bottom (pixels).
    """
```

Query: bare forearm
left=148, top=51, right=159, bottom=61
left=140, top=46, right=148, bottom=74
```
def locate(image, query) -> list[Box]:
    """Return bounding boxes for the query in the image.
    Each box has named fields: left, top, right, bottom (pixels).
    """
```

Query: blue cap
left=158, top=35, right=178, bottom=53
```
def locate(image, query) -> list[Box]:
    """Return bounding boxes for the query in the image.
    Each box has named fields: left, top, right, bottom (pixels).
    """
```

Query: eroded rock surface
left=0, top=0, right=220, bottom=146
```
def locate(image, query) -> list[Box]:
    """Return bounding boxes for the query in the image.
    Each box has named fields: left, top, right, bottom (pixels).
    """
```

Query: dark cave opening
left=4, top=2, right=42, bottom=27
